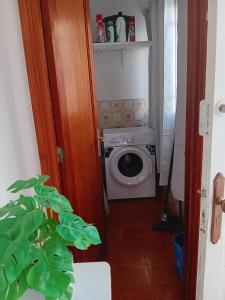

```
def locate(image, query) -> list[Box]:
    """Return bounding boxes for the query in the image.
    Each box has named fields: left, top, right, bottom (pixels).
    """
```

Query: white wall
left=90, top=0, right=150, bottom=101
left=94, top=49, right=149, bottom=100
left=0, top=1, right=40, bottom=205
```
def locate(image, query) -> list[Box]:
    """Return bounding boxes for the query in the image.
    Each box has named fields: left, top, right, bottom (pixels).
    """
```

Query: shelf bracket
left=120, top=49, right=125, bottom=71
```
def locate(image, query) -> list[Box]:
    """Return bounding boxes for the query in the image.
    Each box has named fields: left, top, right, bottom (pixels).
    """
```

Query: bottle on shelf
left=106, top=20, right=115, bottom=43
left=116, top=12, right=127, bottom=42
left=128, top=16, right=136, bottom=42
left=96, top=14, right=105, bottom=43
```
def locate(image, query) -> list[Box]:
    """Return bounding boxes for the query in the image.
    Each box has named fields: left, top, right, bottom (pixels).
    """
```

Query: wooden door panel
left=18, top=0, right=62, bottom=191
left=41, top=0, right=104, bottom=261
left=184, top=0, right=208, bottom=298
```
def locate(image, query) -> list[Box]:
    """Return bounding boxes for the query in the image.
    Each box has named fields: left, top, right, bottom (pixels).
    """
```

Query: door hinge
left=57, top=146, right=64, bottom=163
left=199, top=100, right=209, bottom=136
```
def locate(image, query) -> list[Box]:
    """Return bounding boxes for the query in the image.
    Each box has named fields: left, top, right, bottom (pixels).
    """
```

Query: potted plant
left=0, top=175, right=101, bottom=300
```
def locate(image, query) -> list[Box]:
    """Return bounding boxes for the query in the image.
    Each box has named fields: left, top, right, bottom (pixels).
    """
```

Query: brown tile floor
left=104, top=197, right=183, bottom=300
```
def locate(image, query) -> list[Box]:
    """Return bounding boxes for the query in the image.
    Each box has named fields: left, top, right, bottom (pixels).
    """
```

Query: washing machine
left=103, top=127, right=156, bottom=200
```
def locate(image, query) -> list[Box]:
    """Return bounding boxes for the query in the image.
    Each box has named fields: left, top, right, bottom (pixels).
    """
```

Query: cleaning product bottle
left=96, top=14, right=105, bottom=43
left=106, top=20, right=115, bottom=43
left=116, top=12, right=127, bottom=42
left=128, top=16, right=136, bottom=42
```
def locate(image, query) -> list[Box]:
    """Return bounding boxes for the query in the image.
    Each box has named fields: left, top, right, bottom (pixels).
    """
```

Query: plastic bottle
left=116, top=12, right=127, bottom=42
left=106, top=20, right=115, bottom=43
left=96, top=14, right=105, bottom=43
left=128, top=16, right=136, bottom=42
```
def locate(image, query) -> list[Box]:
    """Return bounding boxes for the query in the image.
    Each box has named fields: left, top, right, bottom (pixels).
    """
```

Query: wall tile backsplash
left=99, top=98, right=149, bottom=130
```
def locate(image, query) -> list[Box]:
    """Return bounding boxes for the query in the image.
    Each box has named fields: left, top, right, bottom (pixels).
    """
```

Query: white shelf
left=93, top=41, right=152, bottom=52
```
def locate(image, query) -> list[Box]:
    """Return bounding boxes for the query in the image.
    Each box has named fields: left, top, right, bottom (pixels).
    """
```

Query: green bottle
left=106, top=21, right=115, bottom=43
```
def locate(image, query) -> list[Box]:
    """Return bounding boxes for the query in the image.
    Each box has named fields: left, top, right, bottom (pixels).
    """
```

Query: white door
left=197, top=0, right=225, bottom=299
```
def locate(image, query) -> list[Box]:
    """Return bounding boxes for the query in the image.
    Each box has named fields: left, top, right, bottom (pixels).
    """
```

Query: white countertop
left=21, top=262, right=111, bottom=300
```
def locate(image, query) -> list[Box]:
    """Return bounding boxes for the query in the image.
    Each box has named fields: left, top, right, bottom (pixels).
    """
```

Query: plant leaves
left=0, top=202, right=27, bottom=236
left=38, top=218, right=59, bottom=242
left=7, top=175, right=50, bottom=193
left=56, top=212, right=101, bottom=250
left=17, top=194, right=36, bottom=211
left=34, top=185, right=73, bottom=213
left=0, top=270, right=28, bottom=300
left=12, top=209, right=44, bottom=240
left=83, top=226, right=102, bottom=245
left=0, top=195, right=44, bottom=239
left=27, top=238, right=73, bottom=299
left=0, top=236, right=30, bottom=291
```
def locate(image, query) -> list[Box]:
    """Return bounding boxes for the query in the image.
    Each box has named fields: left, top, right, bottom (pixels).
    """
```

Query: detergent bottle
left=116, top=12, right=127, bottom=42
left=96, top=14, right=105, bottom=43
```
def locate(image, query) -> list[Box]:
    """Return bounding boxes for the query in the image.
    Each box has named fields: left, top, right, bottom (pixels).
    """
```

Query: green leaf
left=17, top=194, right=36, bottom=211
left=0, top=270, right=28, bottom=300
left=34, top=185, right=73, bottom=213
left=56, top=212, right=101, bottom=250
left=27, top=238, right=73, bottom=299
left=83, top=226, right=102, bottom=245
left=7, top=175, right=50, bottom=193
left=12, top=209, right=44, bottom=240
left=0, top=202, right=27, bottom=236
left=0, top=195, right=44, bottom=239
left=0, top=236, right=30, bottom=290
left=38, top=218, right=59, bottom=242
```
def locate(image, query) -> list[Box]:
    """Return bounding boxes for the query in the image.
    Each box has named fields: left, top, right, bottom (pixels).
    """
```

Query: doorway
left=91, top=1, right=182, bottom=298
left=18, top=0, right=208, bottom=299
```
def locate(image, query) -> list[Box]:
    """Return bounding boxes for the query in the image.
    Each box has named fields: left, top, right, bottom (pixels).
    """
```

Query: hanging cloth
left=171, top=0, right=188, bottom=202
left=144, top=0, right=178, bottom=186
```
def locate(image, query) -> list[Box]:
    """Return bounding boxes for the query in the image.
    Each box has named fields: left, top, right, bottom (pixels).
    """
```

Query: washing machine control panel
left=122, top=136, right=135, bottom=145
left=105, top=135, right=135, bottom=146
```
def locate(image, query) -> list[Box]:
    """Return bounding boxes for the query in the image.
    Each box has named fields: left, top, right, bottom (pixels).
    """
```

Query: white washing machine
left=103, top=127, right=156, bottom=200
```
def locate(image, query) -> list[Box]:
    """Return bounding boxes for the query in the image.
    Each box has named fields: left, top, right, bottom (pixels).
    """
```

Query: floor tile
left=104, top=198, right=183, bottom=300
left=147, top=262, right=181, bottom=286
left=156, top=282, right=183, bottom=300
left=105, top=235, right=146, bottom=266
left=111, top=264, right=160, bottom=300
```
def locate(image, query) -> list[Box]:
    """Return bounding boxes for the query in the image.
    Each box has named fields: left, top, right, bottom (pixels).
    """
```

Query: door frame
left=18, top=0, right=207, bottom=299
left=184, top=1, right=208, bottom=299
left=18, top=0, right=62, bottom=191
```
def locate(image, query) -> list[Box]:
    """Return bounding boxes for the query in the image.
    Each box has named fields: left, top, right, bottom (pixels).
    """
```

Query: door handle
left=96, top=129, right=104, bottom=157
left=211, top=173, right=225, bottom=244
left=215, top=196, right=225, bottom=212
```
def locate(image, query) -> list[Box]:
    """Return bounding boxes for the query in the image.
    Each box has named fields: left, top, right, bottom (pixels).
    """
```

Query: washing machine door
left=109, top=147, right=153, bottom=186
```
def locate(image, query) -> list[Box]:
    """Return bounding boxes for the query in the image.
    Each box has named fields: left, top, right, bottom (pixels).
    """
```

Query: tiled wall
left=99, top=98, right=149, bottom=130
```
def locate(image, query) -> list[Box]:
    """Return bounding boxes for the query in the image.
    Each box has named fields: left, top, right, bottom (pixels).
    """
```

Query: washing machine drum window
left=118, top=153, right=143, bottom=177
left=110, top=147, right=153, bottom=186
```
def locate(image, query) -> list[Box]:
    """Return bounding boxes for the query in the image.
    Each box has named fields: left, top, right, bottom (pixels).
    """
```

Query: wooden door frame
left=184, top=0, right=208, bottom=299
left=18, top=0, right=62, bottom=192
left=18, top=0, right=207, bottom=299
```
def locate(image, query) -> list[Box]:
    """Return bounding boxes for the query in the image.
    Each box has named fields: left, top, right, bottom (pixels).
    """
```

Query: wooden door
left=195, top=0, right=225, bottom=298
left=40, top=0, right=104, bottom=261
